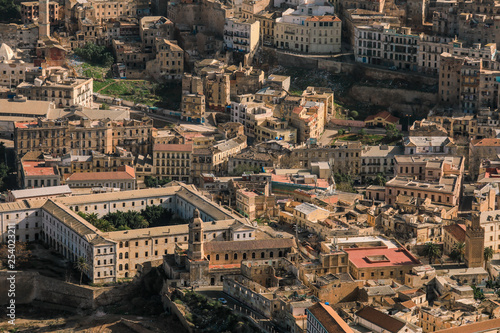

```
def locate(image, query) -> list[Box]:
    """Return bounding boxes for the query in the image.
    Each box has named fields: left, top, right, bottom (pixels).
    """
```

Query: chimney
left=39, top=0, right=50, bottom=38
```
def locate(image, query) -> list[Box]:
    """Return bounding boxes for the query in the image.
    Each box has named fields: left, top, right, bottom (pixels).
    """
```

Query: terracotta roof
left=443, top=224, right=466, bottom=243
left=355, top=306, right=405, bottom=333
left=66, top=165, right=135, bottom=181
left=344, top=246, right=421, bottom=268
left=305, top=15, right=341, bottom=22
left=434, top=318, right=500, bottom=333
left=204, top=238, right=294, bottom=252
left=307, top=303, right=353, bottom=333
left=365, top=111, right=399, bottom=124
left=472, top=138, right=500, bottom=147
left=153, top=143, right=193, bottom=152
left=22, top=161, right=58, bottom=177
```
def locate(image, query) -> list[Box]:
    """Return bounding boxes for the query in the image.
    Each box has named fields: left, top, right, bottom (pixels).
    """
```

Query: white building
left=224, top=18, right=260, bottom=55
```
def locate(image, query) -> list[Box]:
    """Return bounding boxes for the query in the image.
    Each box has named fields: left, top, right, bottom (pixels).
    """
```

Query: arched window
left=234, top=253, right=238, bottom=260
left=119, top=253, right=123, bottom=259
left=119, top=242, right=123, bottom=248
left=225, top=254, right=229, bottom=260
left=270, top=251, right=274, bottom=258
left=119, top=264, right=123, bottom=271
left=216, top=254, right=220, bottom=260
left=125, top=241, right=129, bottom=247
left=125, top=252, right=129, bottom=259
left=243, top=253, right=247, bottom=260
left=261, top=252, right=265, bottom=258
left=125, top=264, right=129, bottom=270
left=252, top=252, right=256, bottom=259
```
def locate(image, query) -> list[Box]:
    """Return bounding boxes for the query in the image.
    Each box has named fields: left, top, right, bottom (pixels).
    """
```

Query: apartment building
left=224, top=18, right=260, bottom=55
left=359, top=145, right=403, bottom=182
left=302, top=86, right=335, bottom=120
left=21, top=1, right=61, bottom=25
left=153, top=143, right=193, bottom=183
left=181, top=93, right=206, bottom=124
left=254, top=117, right=297, bottom=143
left=403, top=136, right=456, bottom=155
left=21, top=160, right=61, bottom=189
left=417, top=35, right=453, bottom=75
left=139, top=16, right=174, bottom=51
left=16, top=69, right=93, bottom=108
left=354, top=24, right=419, bottom=70
left=14, top=118, right=153, bottom=157
left=289, top=102, right=325, bottom=143
left=275, top=9, right=341, bottom=54
left=146, top=39, right=184, bottom=80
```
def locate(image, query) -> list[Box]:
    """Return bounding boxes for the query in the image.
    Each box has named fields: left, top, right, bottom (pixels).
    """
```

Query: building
left=139, top=16, right=174, bottom=51
left=146, top=39, right=184, bottom=81
left=465, top=213, right=485, bottom=268
left=365, top=111, right=400, bottom=128
left=354, top=306, right=421, bottom=333
left=64, top=165, right=136, bottom=190
left=306, top=302, right=353, bottom=333
left=294, top=202, right=330, bottom=231
left=6, top=185, right=72, bottom=202
left=404, top=136, right=456, bottom=155
left=360, top=145, right=403, bottom=182
left=21, top=160, right=60, bottom=188
left=16, top=69, right=93, bottom=108
left=20, top=1, right=60, bottom=25
left=354, top=24, right=419, bottom=70
left=290, top=102, right=325, bottom=143
left=470, top=138, right=500, bottom=178
left=181, top=94, right=206, bottom=124
left=274, top=3, right=341, bottom=54
left=153, top=143, right=193, bottom=183
left=224, top=18, right=260, bottom=56
left=443, top=224, right=466, bottom=255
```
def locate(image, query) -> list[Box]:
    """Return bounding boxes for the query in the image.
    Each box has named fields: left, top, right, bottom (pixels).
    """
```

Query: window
left=225, top=254, right=229, bottom=260
left=135, top=253, right=138, bottom=258
left=216, top=254, right=220, bottom=260
left=125, top=253, right=129, bottom=259
left=261, top=252, right=265, bottom=258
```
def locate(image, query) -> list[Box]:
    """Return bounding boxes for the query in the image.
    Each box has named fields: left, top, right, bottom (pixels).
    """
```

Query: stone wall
left=0, top=271, right=128, bottom=310
left=348, top=85, right=438, bottom=115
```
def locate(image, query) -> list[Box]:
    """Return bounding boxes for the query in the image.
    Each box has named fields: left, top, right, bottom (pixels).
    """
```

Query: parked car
left=218, top=298, right=227, bottom=304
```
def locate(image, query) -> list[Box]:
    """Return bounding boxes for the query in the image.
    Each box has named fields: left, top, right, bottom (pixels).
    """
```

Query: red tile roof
left=66, top=165, right=135, bottom=181
left=472, top=138, right=500, bottom=147
left=355, top=306, right=406, bottom=333
left=365, top=111, right=400, bottom=124
left=306, top=15, right=341, bottom=22
left=434, top=318, right=500, bottom=333
left=22, top=161, right=58, bottom=177
left=344, top=246, right=421, bottom=269
left=307, top=302, right=353, bottom=333
left=443, top=224, right=466, bottom=243
left=153, top=143, right=193, bottom=152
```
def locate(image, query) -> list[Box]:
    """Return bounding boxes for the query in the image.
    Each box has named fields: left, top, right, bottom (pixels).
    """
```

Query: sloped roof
left=355, top=306, right=405, bottom=333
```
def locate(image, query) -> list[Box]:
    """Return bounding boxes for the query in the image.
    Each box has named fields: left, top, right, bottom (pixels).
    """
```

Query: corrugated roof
left=10, top=185, right=71, bottom=199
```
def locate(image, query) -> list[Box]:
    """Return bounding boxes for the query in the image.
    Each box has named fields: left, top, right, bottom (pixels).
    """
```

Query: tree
left=74, top=43, right=114, bottom=67
left=144, top=176, right=171, bottom=188
left=358, top=129, right=366, bottom=138
left=337, top=129, right=345, bottom=136
left=485, top=246, right=494, bottom=268
left=374, top=173, right=387, bottom=186
left=385, top=123, right=402, bottom=141
left=141, top=205, right=174, bottom=227
left=423, top=242, right=441, bottom=265
left=231, top=164, right=261, bottom=176
left=472, top=284, right=485, bottom=301
left=350, top=110, right=359, bottom=118
left=453, top=242, right=466, bottom=265
left=0, top=0, right=20, bottom=22
left=74, top=256, right=89, bottom=285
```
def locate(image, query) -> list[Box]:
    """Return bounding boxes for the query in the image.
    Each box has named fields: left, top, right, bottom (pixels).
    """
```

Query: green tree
left=453, top=242, right=466, bottom=265
left=385, top=123, right=402, bottom=141
left=472, top=285, right=485, bottom=300
left=350, top=110, right=359, bottom=118
left=423, top=242, right=441, bottom=265
left=141, top=205, right=173, bottom=227
left=231, top=164, right=261, bottom=176
left=74, top=43, right=114, bottom=67
left=0, top=0, right=20, bottom=22
left=337, top=129, right=345, bottom=135
left=358, top=129, right=366, bottom=138
left=144, top=176, right=171, bottom=188
left=485, top=246, right=494, bottom=268
left=74, top=256, right=89, bottom=285
left=374, top=173, right=387, bottom=186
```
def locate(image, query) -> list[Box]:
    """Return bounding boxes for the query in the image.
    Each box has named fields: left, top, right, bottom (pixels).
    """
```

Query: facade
left=290, top=102, right=325, bottom=143
left=153, top=143, right=193, bottom=183
left=224, top=18, right=260, bottom=55
left=21, top=160, right=61, bottom=188
left=181, top=94, right=206, bottom=124
left=404, top=136, right=456, bottom=155
left=306, top=302, right=353, bottom=333
left=275, top=13, right=341, bottom=54
left=146, top=39, right=184, bottom=80
left=359, top=145, right=403, bottom=182
left=64, top=165, right=136, bottom=190
left=21, top=1, right=61, bottom=25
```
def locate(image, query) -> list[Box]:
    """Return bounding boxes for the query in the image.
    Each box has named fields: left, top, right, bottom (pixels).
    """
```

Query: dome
left=0, top=43, right=14, bottom=61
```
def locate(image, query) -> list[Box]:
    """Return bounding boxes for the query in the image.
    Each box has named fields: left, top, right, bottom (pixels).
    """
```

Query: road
left=196, top=287, right=283, bottom=333
left=318, top=128, right=338, bottom=146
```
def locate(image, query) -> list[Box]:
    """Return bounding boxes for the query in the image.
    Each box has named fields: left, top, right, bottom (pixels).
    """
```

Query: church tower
left=39, top=0, right=50, bottom=39
left=465, top=213, right=485, bottom=268
left=188, top=209, right=204, bottom=260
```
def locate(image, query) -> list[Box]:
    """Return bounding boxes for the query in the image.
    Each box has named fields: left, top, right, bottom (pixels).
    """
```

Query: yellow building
left=153, top=143, right=193, bottom=183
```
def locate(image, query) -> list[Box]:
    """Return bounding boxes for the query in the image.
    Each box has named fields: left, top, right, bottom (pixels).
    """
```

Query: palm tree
left=75, top=256, right=89, bottom=285
left=484, top=247, right=494, bottom=269
left=423, top=242, right=441, bottom=265
left=454, top=242, right=466, bottom=265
